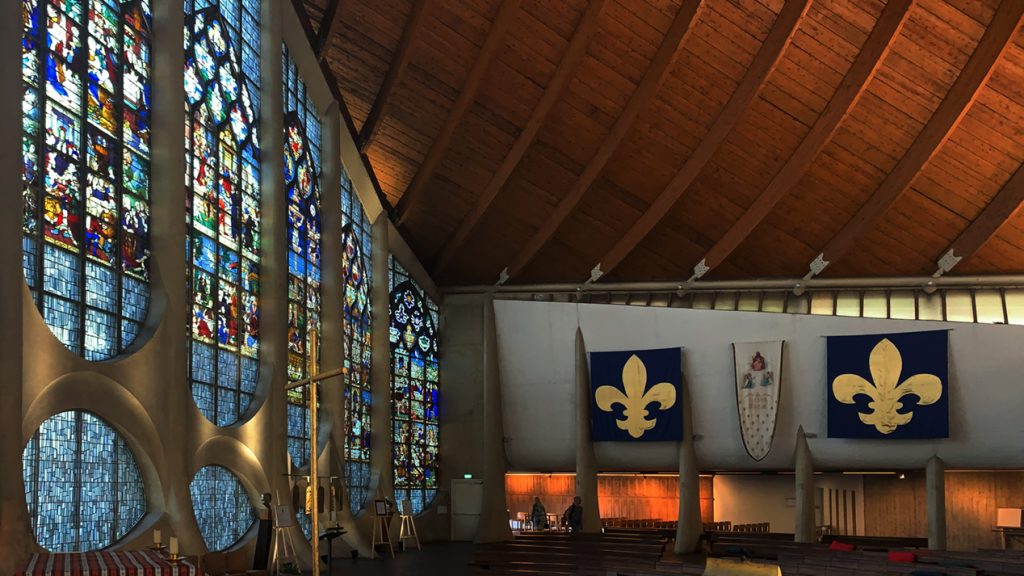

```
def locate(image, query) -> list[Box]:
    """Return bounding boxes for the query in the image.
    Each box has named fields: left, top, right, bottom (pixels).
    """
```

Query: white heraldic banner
left=732, top=340, right=784, bottom=461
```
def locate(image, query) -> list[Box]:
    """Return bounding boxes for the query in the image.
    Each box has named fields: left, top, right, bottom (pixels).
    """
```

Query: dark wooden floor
left=321, top=542, right=477, bottom=576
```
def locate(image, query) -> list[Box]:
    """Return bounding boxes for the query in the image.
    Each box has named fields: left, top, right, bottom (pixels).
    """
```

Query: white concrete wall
left=495, top=300, right=1024, bottom=471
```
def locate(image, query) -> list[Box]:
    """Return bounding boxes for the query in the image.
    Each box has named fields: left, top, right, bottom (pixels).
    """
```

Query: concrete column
left=369, top=214, right=394, bottom=502
left=794, top=426, right=815, bottom=543
left=574, top=328, right=602, bottom=533
left=674, top=374, right=701, bottom=554
left=927, top=456, right=947, bottom=550
left=260, top=0, right=293, bottom=551
left=151, top=0, right=198, bottom=554
left=0, top=0, right=30, bottom=570
left=475, top=294, right=514, bottom=543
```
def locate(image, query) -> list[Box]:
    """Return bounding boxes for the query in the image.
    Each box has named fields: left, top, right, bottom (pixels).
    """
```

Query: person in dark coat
left=563, top=496, right=583, bottom=534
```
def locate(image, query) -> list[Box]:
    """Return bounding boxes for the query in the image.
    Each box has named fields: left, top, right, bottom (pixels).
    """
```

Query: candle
left=169, top=536, right=178, bottom=556
left=153, top=529, right=161, bottom=546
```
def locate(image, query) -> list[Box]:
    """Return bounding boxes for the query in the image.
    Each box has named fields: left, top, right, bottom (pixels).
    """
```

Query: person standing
left=530, top=496, right=546, bottom=531
left=564, top=496, right=583, bottom=534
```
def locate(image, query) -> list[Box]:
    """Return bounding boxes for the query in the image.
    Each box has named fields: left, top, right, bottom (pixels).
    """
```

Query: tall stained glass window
left=22, top=0, right=152, bottom=360
left=341, top=173, right=372, bottom=514
left=389, top=257, right=440, bottom=515
left=185, top=0, right=261, bottom=427
left=23, top=410, right=146, bottom=551
left=189, top=465, right=256, bottom=551
left=283, top=46, right=322, bottom=470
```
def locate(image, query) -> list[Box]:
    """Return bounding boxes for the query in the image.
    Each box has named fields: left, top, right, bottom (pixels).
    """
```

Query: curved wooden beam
left=502, top=0, right=705, bottom=281
left=394, top=0, right=523, bottom=225
left=593, top=0, right=811, bottom=280
left=804, top=0, right=1024, bottom=279
left=430, top=0, right=608, bottom=277
left=690, top=0, right=913, bottom=279
left=359, top=0, right=432, bottom=153
left=932, top=161, right=1024, bottom=277
left=315, top=0, right=343, bottom=61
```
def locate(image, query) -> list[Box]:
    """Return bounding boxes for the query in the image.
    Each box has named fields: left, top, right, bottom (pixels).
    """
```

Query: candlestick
left=153, top=529, right=161, bottom=546
left=169, top=536, right=178, bottom=556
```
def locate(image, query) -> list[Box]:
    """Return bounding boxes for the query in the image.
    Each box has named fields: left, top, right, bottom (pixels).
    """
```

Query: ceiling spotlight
left=923, top=280, right=937, bottom=295
left=793, top=282, right=806, bottom=297
left=898, top=473, right=906, bottom=480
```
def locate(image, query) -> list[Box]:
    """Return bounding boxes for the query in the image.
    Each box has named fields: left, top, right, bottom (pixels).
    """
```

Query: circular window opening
left=23, top=410, right=146, bottom=551
left=189, top=465, right=256, bottom=551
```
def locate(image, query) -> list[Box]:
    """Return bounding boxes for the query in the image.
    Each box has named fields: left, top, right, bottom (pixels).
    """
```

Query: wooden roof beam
left=803, top=0, right=1024, bottom=280
left=591, top=0, right=811, bottom=281
left=500, top=0, right=704, bottom=283
left=359, top=0, right=431, bottom=153
left=430, top=0, right=608, bottom=277
left=686, top=0, right=913, bottom=281
left=393, top=0, right=523, bottom=225
left=315, top=0, right=343, bottom=62
left=931, top=162, right=1024, bottom=278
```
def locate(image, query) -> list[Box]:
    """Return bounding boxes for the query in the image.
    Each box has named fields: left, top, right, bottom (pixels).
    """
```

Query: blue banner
left=590, top=347, right=682, bottom=442
left=827, top=330, right=948, bottom=439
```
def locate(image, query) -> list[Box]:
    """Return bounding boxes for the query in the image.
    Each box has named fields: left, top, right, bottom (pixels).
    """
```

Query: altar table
left=17, top=549, right=202, bottom=576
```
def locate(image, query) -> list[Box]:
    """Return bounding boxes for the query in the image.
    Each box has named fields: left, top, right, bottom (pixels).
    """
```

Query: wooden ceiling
left=296, top=0, right=1024, bottom=287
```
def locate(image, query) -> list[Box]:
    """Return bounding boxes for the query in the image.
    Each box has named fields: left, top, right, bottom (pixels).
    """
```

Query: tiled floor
left=320, top=542, right=477, bottom=576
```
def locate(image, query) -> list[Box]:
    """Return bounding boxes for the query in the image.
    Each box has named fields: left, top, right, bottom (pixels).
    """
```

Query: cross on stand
left=286, top=330, right=345, bottom=576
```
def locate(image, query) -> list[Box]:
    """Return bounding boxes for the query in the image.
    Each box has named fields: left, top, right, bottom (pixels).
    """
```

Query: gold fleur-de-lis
left=832, top=338, right=942, bottom=434
left=595, top=355, right=676, bottom=438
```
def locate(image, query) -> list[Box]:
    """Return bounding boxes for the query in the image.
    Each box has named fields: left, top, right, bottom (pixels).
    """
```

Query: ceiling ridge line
left=589, top=0, right=812, bottom=282
left=688, top=0, right=914, bottom=281
left=359, top=0, right=432, bottom=154
left=802, top=0, right=1024, bottom=281
left=501, top=0, right=706, bottom=283
left=393, top=0, right=524, bottom=225
left=429, top=0, right=610, bottom=278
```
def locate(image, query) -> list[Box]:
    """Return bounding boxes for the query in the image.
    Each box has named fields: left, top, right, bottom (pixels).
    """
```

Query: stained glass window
left=185, top=0, right=261, bottom=427
left=283, top=45, right=322, bottom=470
left=389, top=257, right=440, bottom=515
left=22, top=0, right=152, bottom=360
left=23, top=410, right=146, bottom=551
left=341, top=173, right=372, bottom=514
left=189, top=465, right=256, bottom=551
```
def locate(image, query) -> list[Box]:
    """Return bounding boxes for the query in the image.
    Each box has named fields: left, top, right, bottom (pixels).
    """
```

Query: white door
left=450, top=479, right=484, bottom=541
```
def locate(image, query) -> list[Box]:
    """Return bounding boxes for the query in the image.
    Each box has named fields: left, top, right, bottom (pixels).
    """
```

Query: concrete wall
left=494, top=299, right=1024, bottom=471
left=0, top=1, right=448, bottom=569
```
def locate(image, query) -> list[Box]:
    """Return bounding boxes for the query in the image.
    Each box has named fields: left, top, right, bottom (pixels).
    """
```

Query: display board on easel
left=398, top=499, right=421, bottom=550
left=371, top=499, right=394, bottom=558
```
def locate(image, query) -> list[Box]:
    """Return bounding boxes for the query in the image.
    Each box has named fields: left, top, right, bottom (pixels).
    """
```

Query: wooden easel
left=397, top=499, right=421, bottom=550
left=370, top=500, right=394, bottom=559
left=271, top=491, right=297, bottom=574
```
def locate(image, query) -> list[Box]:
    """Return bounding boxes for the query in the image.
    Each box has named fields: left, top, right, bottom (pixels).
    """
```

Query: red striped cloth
left=17, top=550, right=201, bottom=576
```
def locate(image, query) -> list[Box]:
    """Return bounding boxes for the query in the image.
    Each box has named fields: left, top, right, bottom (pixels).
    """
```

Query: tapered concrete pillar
left=575, top=327, right=602, bottom=533
left=674, top=375, right=701, bottom=554
left=927, top=456, right=946, bottom=550
left=476, top=294, right=514, bottom=543
left=369, top=214, right=394, bottom=502
left=0, top=0, right=30, bottom=570
left=794, top=427, right=815, bottom=543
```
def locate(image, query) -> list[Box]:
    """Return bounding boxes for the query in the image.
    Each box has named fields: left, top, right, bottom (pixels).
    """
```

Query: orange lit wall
left=506, top=474, right=713, bottom=522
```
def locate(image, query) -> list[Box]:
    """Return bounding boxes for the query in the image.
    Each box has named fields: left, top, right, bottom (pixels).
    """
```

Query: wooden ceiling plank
left=692, top=0, right=913, bottom=278
left=933, top=161, right=1024, bottom=276
left=594, top=0, right=811, bottom=280
left=359, top=0, right=432, bottom=154
left=500, top=0, right=704, bottom=282
left=393, top=0, right=524, bottom=224
left=315, top=0, right=343, bottom=60
left=805, top=0, right=1024, bottom=279
left=430, top=0, right=608, bottom=277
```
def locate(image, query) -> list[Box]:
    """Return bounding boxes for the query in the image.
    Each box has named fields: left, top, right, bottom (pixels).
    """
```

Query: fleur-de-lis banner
left=591, top=348, right=682, bottom=442
left=827, top=330, right=948, bottom=439
left=733, top=341, right=784, bottom=461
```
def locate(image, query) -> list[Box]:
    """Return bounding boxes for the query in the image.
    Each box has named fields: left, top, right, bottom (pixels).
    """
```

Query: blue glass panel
left=189, top=466, right=256, bottom=552
left=23, top=410, right=145, bottom=551
left=186, top=1, right=261, bottom=427
left=388, top=258, right=440, bottom=515
left=22, top=0, right=152, bottom=359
